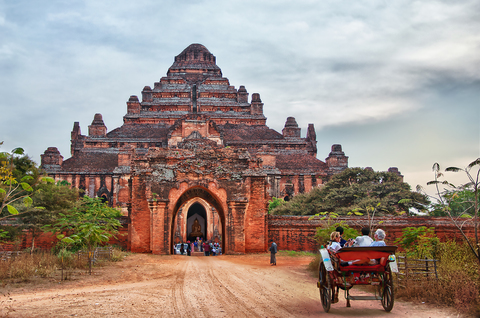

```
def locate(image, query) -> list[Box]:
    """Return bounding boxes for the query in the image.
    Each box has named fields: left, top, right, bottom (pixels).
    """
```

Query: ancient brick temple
left=40, top=44, right=348, bottom=254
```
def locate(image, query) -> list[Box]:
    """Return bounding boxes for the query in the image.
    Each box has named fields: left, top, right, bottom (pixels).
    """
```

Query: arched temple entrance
left=170, top=186, right=226, bottom=254
left=127, top=143, right=269, bottom=255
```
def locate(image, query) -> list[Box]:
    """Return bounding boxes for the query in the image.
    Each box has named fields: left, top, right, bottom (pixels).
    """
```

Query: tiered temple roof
left=41, top=43, right=348, bottom=199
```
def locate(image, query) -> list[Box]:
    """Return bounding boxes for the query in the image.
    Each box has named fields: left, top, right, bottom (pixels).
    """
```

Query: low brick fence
left=267, top=215, right=476, bottom=252
left=1, top=216, right=476, bottom=253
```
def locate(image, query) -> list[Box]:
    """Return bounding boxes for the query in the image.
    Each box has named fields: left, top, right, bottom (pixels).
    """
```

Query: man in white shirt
left=353, top=227, right=374, bottom=247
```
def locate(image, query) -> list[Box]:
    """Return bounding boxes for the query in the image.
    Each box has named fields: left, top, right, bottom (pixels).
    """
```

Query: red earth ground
left=0, top=253, right=466, bottom=317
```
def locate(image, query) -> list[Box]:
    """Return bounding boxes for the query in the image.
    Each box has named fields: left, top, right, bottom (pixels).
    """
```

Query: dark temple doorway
left=186, top=203, right=207, bottom=242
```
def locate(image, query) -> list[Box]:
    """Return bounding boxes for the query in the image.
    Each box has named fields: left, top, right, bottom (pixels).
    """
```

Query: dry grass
left=396, top=241, right=480, bottom=316
left=0, top=252, right=58, bottom=282
left=307, top=253, right=320, bottom=274
left=0, top=247, right=128, bottom=284
left=109, top=248, right=130, bottom=262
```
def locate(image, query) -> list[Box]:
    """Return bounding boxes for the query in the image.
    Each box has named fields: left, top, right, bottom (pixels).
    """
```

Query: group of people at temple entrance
left=176, top=238, right=222, bottom=256
left=200, top=240, right=221, bottom=256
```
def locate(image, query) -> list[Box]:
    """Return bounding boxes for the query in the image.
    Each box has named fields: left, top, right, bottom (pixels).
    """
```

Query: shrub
left=395, top=226, right=440, bottom=259
left=0, top=251, right=57, bottom=281
left=0, top=225, right=22, bottom=242
left=110, top=247, right=129, bottom=262
left=396, top=240, right=479, bottom=316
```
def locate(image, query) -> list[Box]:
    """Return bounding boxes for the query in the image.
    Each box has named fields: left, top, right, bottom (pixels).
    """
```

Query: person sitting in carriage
left=348, top=227, right=374, bottom=247
left=342, top=229, right=388, bottom=266
left=370, top=229, right=386, bottom=247
left=327, top=231, right=343, bottom=253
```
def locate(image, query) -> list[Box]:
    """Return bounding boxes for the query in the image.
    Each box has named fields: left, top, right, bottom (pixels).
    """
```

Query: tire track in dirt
left=210, top=260, right=296, bottom=317
left=205, top=262, right=262, bottom=317
left=3, top=254, right=465, bottom=318
left=170, top=260, right=198, bottom=317
left=181, top=258, right=214, bottom=318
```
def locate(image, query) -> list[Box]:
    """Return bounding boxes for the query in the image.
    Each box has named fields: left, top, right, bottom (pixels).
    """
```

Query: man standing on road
left=269, top=240, right=277, bottom=266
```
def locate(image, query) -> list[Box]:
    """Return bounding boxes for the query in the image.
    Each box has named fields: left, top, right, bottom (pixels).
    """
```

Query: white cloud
left=0, top=0, right=478, bottom=193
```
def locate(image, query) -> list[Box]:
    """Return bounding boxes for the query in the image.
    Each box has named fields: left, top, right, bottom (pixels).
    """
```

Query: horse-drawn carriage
left=317, top=246, right=398, bottom=312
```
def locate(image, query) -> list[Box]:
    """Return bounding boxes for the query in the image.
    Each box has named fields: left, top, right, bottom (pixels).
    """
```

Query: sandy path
left=1, top=253, right=463, bottom=317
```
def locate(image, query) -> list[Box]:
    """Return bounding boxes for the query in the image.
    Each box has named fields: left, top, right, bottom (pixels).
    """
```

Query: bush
left=0, top=251, right=57, bottom=281
left=110, top=248, right=129, bottom=262
left=0, top=225, right=22, bottom=242
left=395, top=226, right=440, bottom=259
left=396, top=240, right=479, bottom=316
left=268, top=197, right=285, bottom=214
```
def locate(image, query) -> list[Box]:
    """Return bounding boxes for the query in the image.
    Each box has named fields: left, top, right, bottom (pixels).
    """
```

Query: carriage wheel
left=318, top=262, right=332, bottom=312
left=381, top=266, right=394, bottom=312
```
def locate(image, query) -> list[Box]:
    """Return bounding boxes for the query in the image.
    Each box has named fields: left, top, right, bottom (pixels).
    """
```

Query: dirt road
left=1, top=253, right=462, bottom=317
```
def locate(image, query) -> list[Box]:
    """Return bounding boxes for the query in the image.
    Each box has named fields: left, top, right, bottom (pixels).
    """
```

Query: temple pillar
left=149, top=200, right=169, bottom=254
left=227, top=200, right=247, bottom=254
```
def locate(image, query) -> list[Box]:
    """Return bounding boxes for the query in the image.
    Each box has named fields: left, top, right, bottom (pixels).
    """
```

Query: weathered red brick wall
left=268, top=215, right=477, bottom=252
left=227, top=201, right=247, bottom=254
left=107, top=225, right=129, bottom=249
left=2, top=216, right=475, bottom=253
left=268, top=216, right=318, bottom=252
left=23, top=231, right=59, bottom=250
left=244, top=176, right=267, bottom=253
left=129, top=174, right=151, bottom=253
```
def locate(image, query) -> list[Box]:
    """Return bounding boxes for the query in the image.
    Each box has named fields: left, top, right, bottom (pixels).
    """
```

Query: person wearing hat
left=269, top=239, right=277, bottom=266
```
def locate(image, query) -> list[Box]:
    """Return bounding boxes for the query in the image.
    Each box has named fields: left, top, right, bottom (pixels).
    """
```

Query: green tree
left=43, top=197, right=122, bottom=274
left=430, top=187, right=478, bottom=217
left=19, top=181, right=80, bottom=252
left=0, top=144, right=78, bottom=251
left=268, top=197, right=285, bottom=214
left=271, top=167, right=429, bottom=216
left=0, top=144, right=54, bottom=220
left=424, top=159, right=480, bottom=263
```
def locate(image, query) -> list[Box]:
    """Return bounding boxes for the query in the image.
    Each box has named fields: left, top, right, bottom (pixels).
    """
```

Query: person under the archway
left=203, top=241, right=210, bottom=256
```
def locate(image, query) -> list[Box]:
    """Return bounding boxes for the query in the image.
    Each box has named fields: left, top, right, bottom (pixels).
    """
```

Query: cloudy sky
left=1, top=0, right=479, bottom=196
